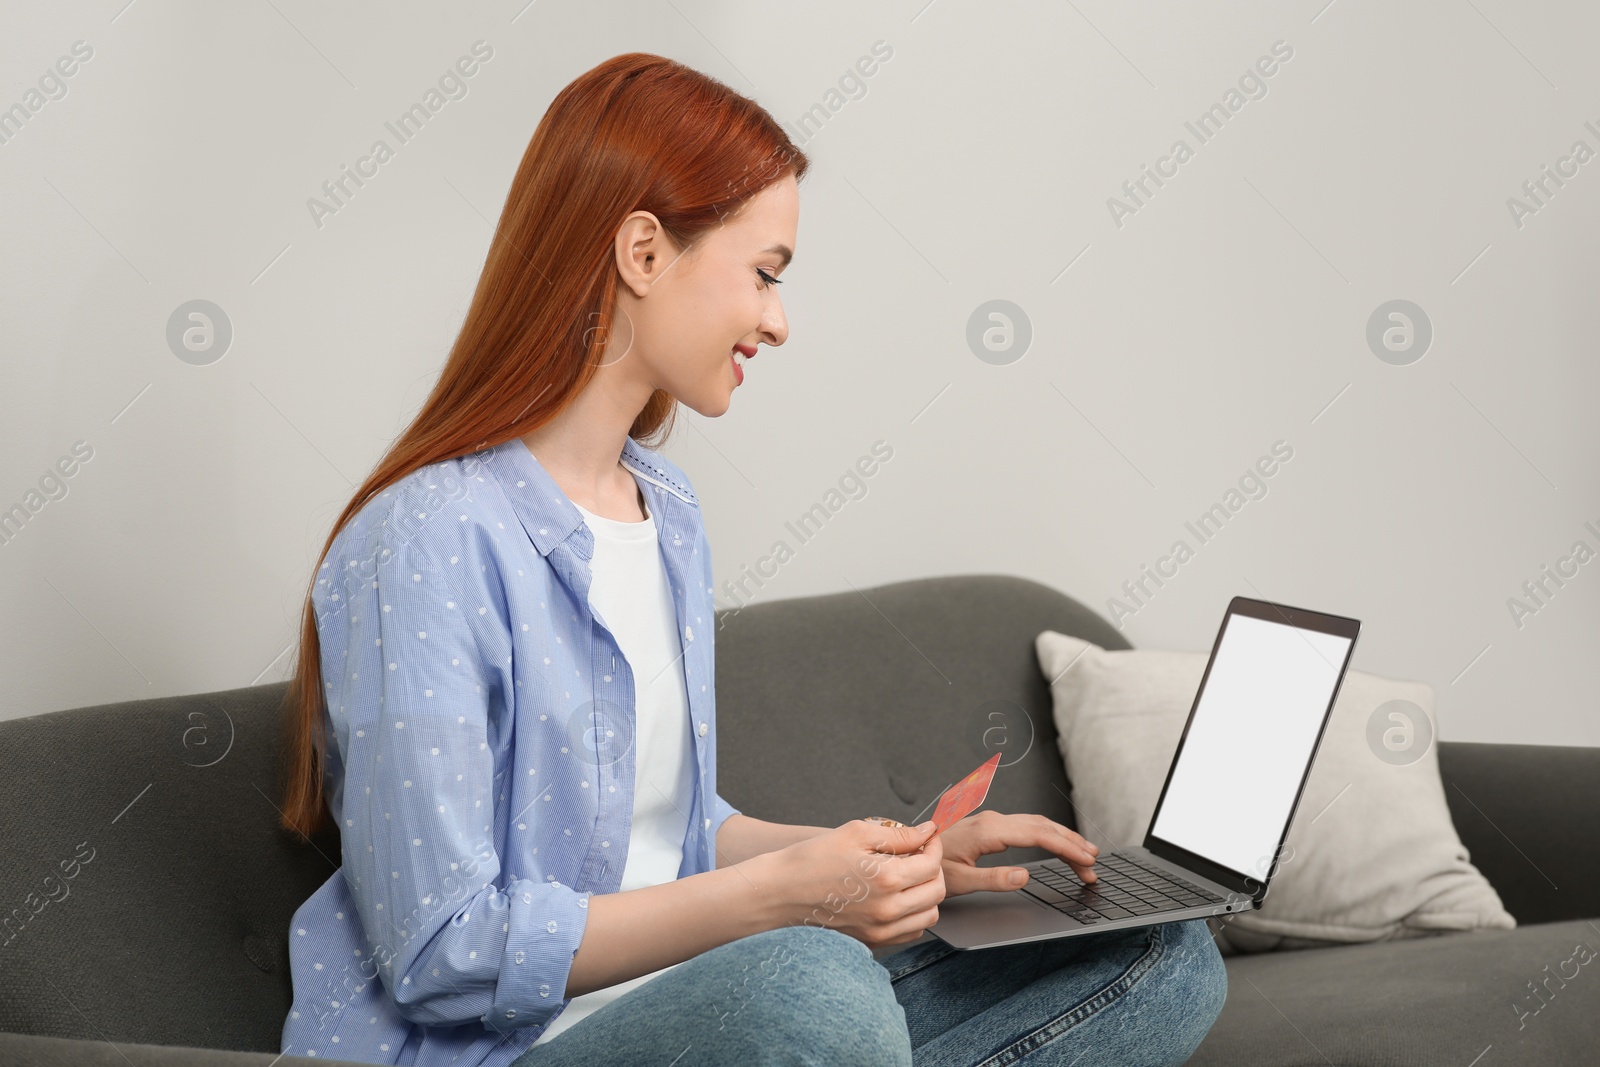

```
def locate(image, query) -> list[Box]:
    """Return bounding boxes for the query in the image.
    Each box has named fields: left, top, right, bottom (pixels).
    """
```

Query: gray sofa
left=2, top=574, right=1596, bottom=1065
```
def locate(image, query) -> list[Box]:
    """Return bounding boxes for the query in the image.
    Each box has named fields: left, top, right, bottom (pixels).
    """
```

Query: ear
left=614, top=211, right=680, bottom=297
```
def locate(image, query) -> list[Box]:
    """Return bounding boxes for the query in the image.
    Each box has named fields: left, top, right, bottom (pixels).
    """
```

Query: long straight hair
left=278, top=53, right=809, bottom=842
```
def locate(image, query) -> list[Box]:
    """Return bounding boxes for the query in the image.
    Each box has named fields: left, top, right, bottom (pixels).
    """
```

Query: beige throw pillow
left=1035, top=630, right=1516, bottom=954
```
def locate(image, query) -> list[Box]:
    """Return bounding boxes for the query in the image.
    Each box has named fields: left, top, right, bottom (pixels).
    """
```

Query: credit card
left=930, top=752, right=1001, bottom=833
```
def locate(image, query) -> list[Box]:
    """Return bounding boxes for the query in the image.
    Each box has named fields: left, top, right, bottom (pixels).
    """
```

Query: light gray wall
left=3, top=2, right=1595, bottom=746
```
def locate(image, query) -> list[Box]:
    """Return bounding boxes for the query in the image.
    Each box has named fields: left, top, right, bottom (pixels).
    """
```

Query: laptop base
left=928, top=846, right=1253, bottom=951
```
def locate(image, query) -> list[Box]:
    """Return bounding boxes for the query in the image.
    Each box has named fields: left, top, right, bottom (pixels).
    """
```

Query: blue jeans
left=511, top=917, right=1227, bottom=1066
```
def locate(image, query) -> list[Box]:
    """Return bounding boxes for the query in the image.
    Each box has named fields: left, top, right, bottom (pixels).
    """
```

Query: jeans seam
left=971, top=922, right=1171, bottom=1067
left=882, top=939, right=963, bottom=983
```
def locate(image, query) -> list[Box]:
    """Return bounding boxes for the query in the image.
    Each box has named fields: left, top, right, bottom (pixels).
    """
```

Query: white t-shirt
left=531, top=488, right=696, bottom=1045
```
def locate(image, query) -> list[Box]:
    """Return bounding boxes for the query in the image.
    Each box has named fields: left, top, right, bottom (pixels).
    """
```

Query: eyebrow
left=761, top=243, right=793, bottom=269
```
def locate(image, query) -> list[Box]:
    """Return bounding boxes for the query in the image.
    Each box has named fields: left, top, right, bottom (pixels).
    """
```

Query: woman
left=277, top=53, right=1226, bottom=1067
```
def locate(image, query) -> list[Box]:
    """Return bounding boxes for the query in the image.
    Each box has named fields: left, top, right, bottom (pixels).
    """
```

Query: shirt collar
left=482, top=434, right=697, bottom=558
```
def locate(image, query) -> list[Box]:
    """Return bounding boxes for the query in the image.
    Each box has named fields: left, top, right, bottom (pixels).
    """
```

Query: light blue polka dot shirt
left=281, top=435, right=740, bottom=1066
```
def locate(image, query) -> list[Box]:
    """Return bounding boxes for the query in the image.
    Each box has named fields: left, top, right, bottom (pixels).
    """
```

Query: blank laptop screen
left=1148, top=612, right=1353, bottom=881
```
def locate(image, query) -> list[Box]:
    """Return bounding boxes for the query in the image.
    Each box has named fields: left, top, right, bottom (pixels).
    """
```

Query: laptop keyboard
left=1020, top=851, right=1224, bottom=925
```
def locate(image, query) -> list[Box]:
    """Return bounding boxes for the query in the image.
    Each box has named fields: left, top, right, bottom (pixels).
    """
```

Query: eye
left=756, top=268, right=783, bottom=289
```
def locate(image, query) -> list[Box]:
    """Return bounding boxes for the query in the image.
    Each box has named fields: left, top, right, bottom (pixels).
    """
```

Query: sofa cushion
left=714, top=574, right=1129, bottom=838
left=1035, top=631, right=1515, bottom=954
left=1190, top=919, right=1600, bottom=1065
left=0, top=681, right=337, bottom=1054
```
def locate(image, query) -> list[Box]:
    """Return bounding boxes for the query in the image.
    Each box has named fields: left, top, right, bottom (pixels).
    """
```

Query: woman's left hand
left=937, top=810, right=1100, bottom=898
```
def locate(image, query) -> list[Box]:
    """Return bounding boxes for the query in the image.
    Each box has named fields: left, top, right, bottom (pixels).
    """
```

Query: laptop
left=929, top=595, right=1361, bottom=950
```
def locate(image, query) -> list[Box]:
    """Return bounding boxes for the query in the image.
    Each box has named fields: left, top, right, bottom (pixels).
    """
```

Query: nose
left=761, top=292, right=789, bottom=348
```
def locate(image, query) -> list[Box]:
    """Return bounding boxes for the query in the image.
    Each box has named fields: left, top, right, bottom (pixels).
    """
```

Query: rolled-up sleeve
left=320, top=533, right=590, bottom=1033
left=709, top=790, right=740, bottom=846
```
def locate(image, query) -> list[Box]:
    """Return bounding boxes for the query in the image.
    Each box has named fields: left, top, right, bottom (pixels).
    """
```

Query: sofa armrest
left=1437, top=740, right=1600, bottom=925
left=0, top=1031, right=364, bottom=1066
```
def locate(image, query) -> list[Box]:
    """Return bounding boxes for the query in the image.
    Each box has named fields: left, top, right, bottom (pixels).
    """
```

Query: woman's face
left=608, top=174, right=798, bottom=416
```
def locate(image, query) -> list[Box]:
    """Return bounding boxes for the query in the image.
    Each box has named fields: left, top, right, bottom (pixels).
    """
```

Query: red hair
left=278, top=53, right=810, bottom=841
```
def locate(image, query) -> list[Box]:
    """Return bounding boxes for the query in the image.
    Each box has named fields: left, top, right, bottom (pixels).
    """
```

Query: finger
left=946, top=861, right=1038, bottom=895
left=882, top=900, right=941, bottom=945
left=1002, top=817, right=1099, bottom=882
left=977, top=814, right=1099, bottom=871
left=909, top=836, right=944, bottom=879
left=863, top=818, right=939, bottom=856
left=889, top=838, right=944, bottom=889
left=1052, top=819, right=1100, bottom=856
left=862, top=836, right=939, bottom=887
left=901, top=868, right=945, bottom=911
left=1034, top=816, right=1099, bottom=868
left=942, top=819, right=1102, bottom=891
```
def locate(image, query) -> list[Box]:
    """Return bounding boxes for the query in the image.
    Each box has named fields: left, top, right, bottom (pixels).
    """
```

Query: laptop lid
left=1140, top=596, right=1361, bottom=905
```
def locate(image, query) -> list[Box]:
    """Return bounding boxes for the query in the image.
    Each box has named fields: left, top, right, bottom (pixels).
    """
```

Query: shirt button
left=539, top=984, right=551, bottom=997
left=514, top=951, right=525, bottom=964
left=698, top=722, right=708, bottom=737
left=506, top=1009, right=516, bottom=1019
left=547, top=920, right=559, bottom=933
left=704, top=817, right=711, bottom=829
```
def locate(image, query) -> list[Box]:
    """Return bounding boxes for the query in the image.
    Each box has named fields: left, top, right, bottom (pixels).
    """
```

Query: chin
left=677, top=391, right=733, bottom=418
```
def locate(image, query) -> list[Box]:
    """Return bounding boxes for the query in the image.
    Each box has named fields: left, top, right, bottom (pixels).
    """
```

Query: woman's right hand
left=757, top=819, right=946, bottom=950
